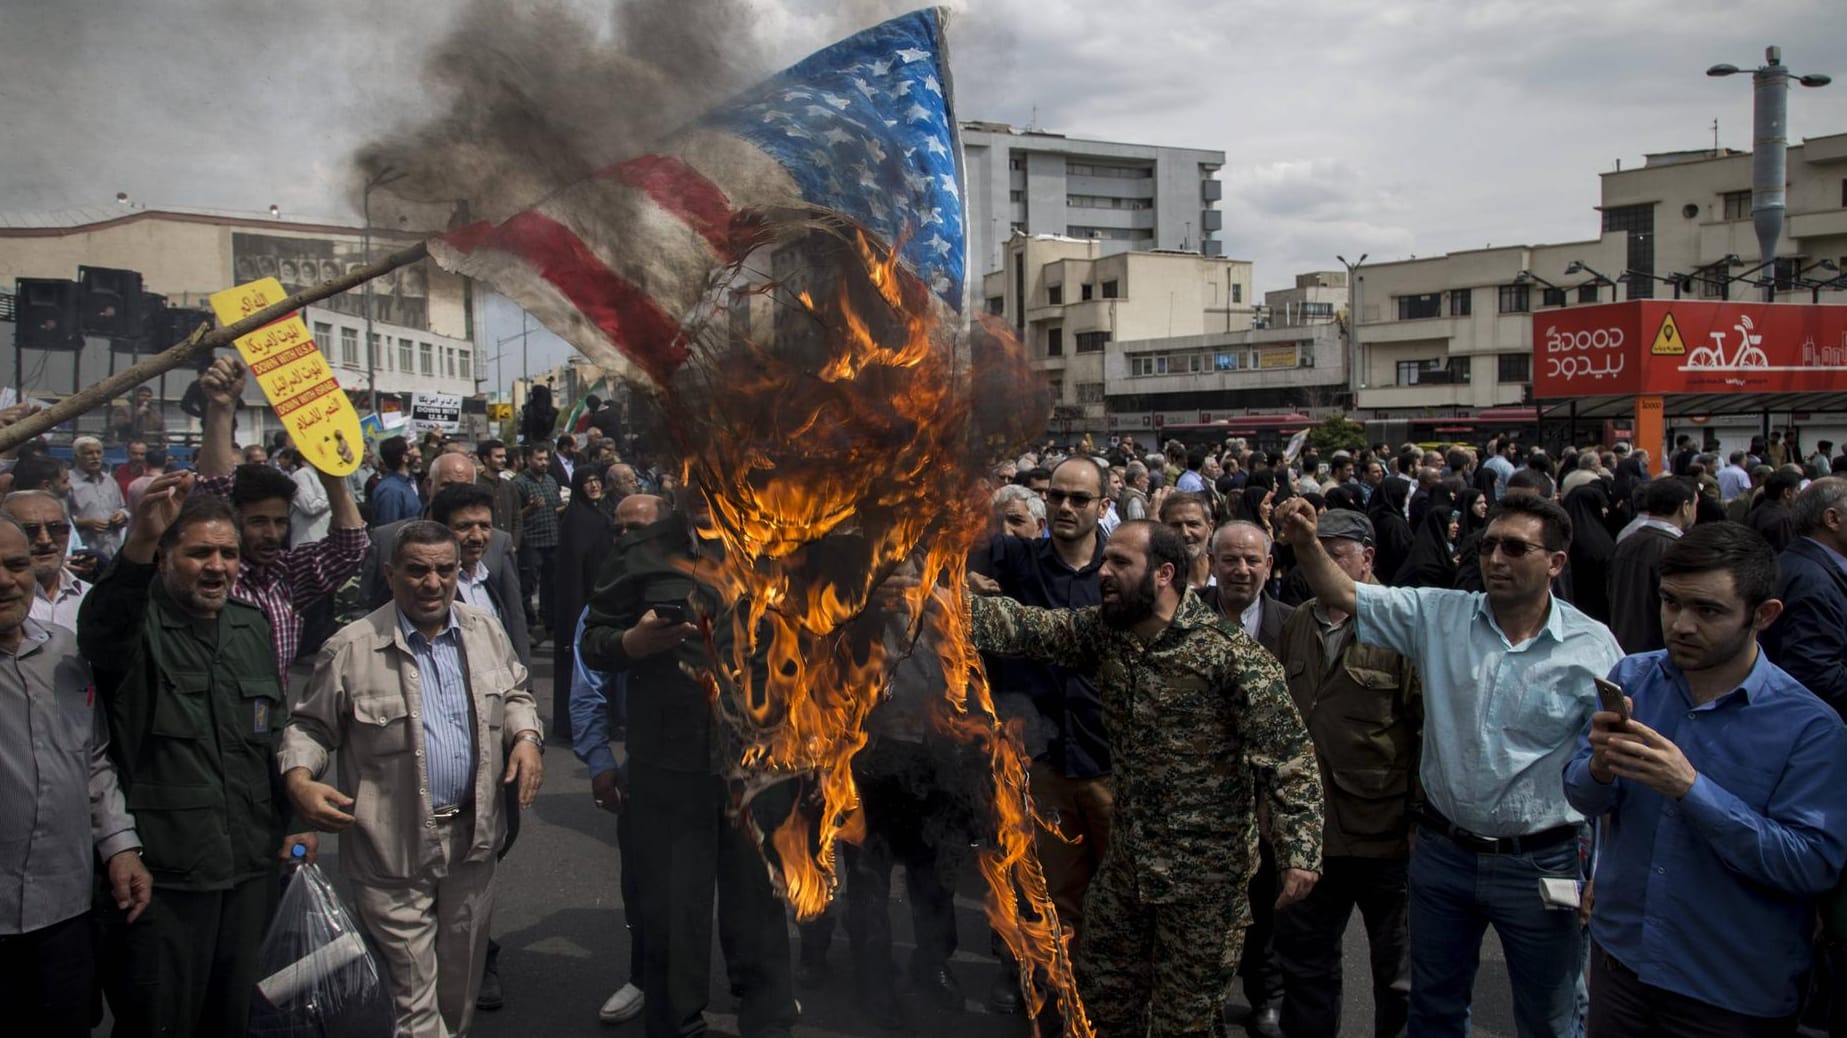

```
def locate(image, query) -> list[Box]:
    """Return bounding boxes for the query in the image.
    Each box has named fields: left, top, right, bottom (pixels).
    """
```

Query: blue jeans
left=1408, top=826, right=1586, bottom=1037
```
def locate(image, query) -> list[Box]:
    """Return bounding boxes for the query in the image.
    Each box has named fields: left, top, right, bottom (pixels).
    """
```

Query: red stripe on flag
left=603, top=155, right=761, bottom=263
left=445, top=211, right=688, bottom=385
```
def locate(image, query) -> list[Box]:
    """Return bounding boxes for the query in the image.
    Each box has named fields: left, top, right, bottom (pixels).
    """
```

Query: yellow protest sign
left=208, top=278, right=362, bottom=476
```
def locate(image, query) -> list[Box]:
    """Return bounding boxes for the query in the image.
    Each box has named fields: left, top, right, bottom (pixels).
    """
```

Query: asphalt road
left=317, top=657, right=1521, bottom=1037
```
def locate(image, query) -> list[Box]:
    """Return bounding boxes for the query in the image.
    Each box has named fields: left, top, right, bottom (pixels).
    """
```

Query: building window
left=1075, top=331, right=1111, bottom=353
left=444, top=347, right=456, bottom=378
left=1449, top=289, right=1472, bottom=316
left=368, top=332, right=381, bottom=368
left=1577, top=283, right=1603, bottom=304
left=1009, top=190, right=1024, bottom=203
left=1047, top=328, right=1063, bottom=356
left=1081, top=283, right=1093, bottom=301
left=985, top=296, right=1004, bottom=316
left=1047, top=377, right=1063, bottom=401
left=1722, top=190, right=1751, bottom=221
left=1774, top=257, right=1803, bottom=291
left=1047, top=285, right=1063, bottom=305
left=1603, top=203, right=1655, bottom=299
left=1498, top=352, right=1532, bottom=383
left=458, top=350, right=472, bottom=380
left=418, top=342, right=434, bottom=376
left=1214, top=351, right=1242, bottom=370
left=1008, top=157, right=1025, bottom=172
left=1698, top=262, right=1728, bottom=299
left=1076, top=382, right=1105, bottom=404
left=1498, top=284, right=1531, bottom=313
left=1841, top=179, right=1846, bottom=207
left=1541, top=287, right=1567, bottom=308
left=339, top=327, right=359, bottom=367
left=1397, top=292, right=1442, bottom=320
left=1231, top=283, right=1242, bottom=303
left=398, top=338, right=414, bottom=372
left=1102, top=279, right=1119, bottom=299
left=1396, top=358, right=1471, bottom=385
left=312, top=322, right=332, bottom=354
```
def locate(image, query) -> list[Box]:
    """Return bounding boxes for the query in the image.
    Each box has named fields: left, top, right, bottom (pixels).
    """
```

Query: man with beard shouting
left=966, top=519, right=1323, bottom=1038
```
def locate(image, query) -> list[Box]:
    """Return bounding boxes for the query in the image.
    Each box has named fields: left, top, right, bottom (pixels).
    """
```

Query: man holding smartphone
left=1566, top=523, right=1847, bottom=1035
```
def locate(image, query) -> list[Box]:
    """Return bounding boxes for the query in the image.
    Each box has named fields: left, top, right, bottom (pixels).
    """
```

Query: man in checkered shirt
left=191, top=356, right=368, bottom=686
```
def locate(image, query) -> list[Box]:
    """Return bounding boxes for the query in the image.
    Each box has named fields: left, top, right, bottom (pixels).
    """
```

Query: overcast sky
left=5, top=0, right=1845, bottom=390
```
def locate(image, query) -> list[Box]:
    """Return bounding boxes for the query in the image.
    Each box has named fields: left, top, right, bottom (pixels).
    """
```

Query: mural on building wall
left=231, top=233, right=430, bottom=331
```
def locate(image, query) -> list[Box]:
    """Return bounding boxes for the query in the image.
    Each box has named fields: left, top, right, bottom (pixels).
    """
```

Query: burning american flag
left=429, top=8, right=1085, bottom=1033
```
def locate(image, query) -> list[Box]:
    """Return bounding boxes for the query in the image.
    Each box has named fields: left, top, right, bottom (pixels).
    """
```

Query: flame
left=655, top=218, right=1089, bottom=1035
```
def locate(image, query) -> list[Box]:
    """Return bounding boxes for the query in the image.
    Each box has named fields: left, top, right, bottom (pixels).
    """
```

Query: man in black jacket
left=579, top=492, right=798, bottom=1038
left=1746, top=469, right=1803, bottom=553
left=1607, top=478, right=1696, bottom=654
left=1763, top=477, right=1847, bottom=720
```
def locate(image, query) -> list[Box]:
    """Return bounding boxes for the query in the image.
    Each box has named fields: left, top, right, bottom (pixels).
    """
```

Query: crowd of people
left=5, top=354, right=1847, bottom=1038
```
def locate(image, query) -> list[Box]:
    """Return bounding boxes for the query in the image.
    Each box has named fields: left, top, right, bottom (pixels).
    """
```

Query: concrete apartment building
left=1354, top=131, right=1847, bottom=441
left=983, top=234, right=1347, bottom=440
left=0, top=208, right=483, bottom=444
left=960, top=122, right=1227, bottom=281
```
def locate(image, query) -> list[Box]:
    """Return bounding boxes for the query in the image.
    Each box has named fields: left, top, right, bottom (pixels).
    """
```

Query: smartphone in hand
left=1594, top=677, right=1629, bottom=723
left=649, top=602, right=690, bottom=625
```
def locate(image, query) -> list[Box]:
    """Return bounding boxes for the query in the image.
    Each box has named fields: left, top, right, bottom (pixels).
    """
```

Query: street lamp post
left=362, top=167, right=406, bottom=420
left=1338, top=253, right=1367, bottom=404
left=1708, top=47, right=1832, bottom=302
left=1563, top=261, right=1620, bottom=301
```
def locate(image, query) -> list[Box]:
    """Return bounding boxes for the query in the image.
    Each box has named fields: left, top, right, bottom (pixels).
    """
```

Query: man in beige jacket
left=281, top=520, right=543, bottom=1038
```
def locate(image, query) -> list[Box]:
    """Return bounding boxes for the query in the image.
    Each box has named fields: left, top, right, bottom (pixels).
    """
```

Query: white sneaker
left=599, top=982, right=645, bottom=1023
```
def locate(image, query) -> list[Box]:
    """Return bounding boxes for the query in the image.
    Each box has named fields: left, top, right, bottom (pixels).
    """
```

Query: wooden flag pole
left=0, top=240, right=432, bottom=455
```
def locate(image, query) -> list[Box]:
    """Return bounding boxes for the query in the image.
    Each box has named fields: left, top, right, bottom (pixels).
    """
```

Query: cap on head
left=1317, top=510, right=1375, bottom=546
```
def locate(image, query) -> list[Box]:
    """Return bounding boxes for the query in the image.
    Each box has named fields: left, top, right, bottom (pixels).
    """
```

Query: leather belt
left=1414, top=804, right=1578, bottom=855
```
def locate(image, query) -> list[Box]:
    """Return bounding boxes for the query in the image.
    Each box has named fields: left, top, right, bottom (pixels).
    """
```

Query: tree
left=1307, top=413, right=1366, bottom=456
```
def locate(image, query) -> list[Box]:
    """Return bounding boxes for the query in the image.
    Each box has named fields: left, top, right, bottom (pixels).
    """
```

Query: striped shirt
left=397, top=609, right=475, bottom=811
left=193, top=474, right=369, bottom=685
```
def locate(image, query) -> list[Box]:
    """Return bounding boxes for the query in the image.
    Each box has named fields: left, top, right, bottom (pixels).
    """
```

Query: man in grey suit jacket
left=359, top=454, right=531, bottom=668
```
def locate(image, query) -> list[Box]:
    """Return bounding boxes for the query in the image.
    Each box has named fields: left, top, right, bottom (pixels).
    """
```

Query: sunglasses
left=19, top=522, right=72, bottom=542
left=1480, top=535, right=1550, bottom=559
left=1046, top=490, right=1099, bottom=508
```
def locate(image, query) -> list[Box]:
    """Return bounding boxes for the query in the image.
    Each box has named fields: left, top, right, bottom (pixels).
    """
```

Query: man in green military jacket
left=967, top=519, right=1324, bottom=1038
left=77, top=472, right=315, bottom=1037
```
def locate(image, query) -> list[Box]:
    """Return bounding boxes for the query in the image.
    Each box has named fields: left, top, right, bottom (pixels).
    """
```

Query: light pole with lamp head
left=1708, top=47, right=1832, bottom=302
left=1338, top=253, right=1367, bottom=404
left=1563, top=260, right=1620, bottom=302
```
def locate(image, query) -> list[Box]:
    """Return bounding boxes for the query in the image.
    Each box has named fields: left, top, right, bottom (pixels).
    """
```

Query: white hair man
left=991, top=483, right=1047, bottom=539
left=2, top=491, right=89, bottom=632
left=68, top=435, right=128, bottom=560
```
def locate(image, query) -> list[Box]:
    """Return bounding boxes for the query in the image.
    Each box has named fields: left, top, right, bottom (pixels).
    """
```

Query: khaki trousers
left=1030, top=759, right=1114, bottom=942
left=351, top=812, right=497, bottom=1038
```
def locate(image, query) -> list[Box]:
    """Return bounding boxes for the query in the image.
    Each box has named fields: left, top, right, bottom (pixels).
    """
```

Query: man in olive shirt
left=77, top=472, right=315, bottom=1038
left=1271, top=510, right=1421, bottom=1038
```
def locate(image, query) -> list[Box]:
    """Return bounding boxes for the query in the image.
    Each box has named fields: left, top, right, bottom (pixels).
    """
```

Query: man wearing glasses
left=3, top=491, right=90, bottom=633
left=1278, top=493, right=1622, bottom=1038
left=973, top=455, right=1111, bottom=1010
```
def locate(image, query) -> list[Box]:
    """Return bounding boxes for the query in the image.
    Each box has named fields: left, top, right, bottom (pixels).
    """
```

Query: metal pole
left=363, top=190, right=376, bottom=419
left=1752, top=51, right=1791, bottom=303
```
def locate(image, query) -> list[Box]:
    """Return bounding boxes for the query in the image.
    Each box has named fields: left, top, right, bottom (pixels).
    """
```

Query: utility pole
left=1338, top=253, right=1368, bottom=407
left=1708, top=47, right=1831, bottom=302
left=361, top=167, right=405, bottom=420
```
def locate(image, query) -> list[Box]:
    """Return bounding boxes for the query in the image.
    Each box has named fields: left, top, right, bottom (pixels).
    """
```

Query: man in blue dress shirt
left=1279, top=492, right=1623, bottom=1038
left=1565, top=522, right=1847, bottom=1035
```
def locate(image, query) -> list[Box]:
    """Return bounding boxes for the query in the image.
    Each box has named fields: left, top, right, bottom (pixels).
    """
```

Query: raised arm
left=1273, top=497, right=1356, bottom=616
left=965, top=591, right=1101, bottom=670
left=194, top=356, right=245, bottom=478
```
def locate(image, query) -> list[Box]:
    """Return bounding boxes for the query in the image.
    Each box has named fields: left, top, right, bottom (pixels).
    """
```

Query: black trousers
left=1588, top=942, right=1796, bottom=1038
left=628, top=762, right=796, bottom=1037
left=102, top=874, right=278, bottom=1038
left=0, top=911, right=94, bottom=1037
left=618, top=800, right=645, bottom=986
left=1273, top=856, right=1410, bottom=1038
left=842, top=745, right=966, bottom=990
left=1238, top=836, right=1284, bottom=1008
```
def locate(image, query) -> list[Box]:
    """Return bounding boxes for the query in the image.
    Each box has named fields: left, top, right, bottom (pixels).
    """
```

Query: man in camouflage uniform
left=968, top=519, right=1324, bottom=1038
